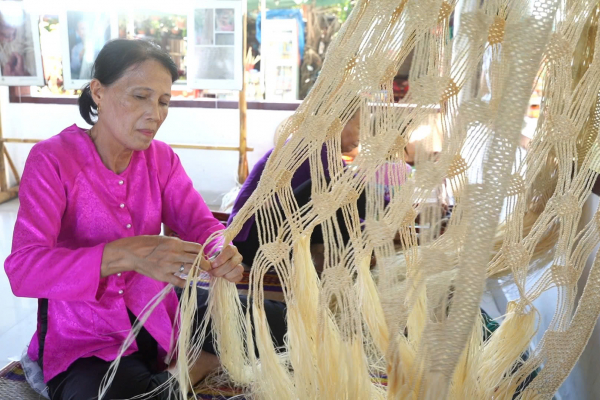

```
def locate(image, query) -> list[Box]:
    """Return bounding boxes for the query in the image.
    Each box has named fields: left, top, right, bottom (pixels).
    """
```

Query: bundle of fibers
left=99, top=0, right=600, bottom=399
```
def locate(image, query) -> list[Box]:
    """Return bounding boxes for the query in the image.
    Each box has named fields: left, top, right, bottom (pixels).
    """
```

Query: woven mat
left=0, top=361, right=388, bottom=399
left=0, top=362, right=42, bottom=400
left=0, top=360, right=243, bottom=399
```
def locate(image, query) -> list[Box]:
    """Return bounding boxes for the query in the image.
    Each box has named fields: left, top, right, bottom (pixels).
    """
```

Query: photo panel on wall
left=0, top=0, right=44, bottom=86
left=188, top=0, right=242, bottom=91
left=117, top=3, right=188, bottom=88
left=59, top=6, right=118, bottom=90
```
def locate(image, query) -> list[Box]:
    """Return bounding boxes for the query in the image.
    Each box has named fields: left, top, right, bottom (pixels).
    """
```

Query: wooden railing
left=0, top=136, right=253, bottom=204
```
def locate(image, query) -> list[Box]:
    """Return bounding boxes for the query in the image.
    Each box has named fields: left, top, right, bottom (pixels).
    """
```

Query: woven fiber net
left=101, top=0, right=600, bottom=398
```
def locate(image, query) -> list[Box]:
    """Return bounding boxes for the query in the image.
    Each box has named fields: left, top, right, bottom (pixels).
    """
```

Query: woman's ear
left=89, top=79, right=104, bottom=107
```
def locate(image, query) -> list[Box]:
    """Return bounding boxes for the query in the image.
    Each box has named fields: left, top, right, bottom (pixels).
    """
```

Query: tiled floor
left=0, top=199, right=37, bottom=368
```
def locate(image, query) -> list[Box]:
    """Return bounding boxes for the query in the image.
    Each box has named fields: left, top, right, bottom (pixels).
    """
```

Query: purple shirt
left=4, top=125, right=224, bottom=382
left=229, top=147, right=412, bottom=241
left=228, top=146, right=337, bottom=242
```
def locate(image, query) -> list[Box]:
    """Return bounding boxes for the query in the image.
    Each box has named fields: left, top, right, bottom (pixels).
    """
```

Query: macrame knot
left=364, top=218, right=395, bottom=247
left=275, top=170, right=294, bottom=190
left=500, top=243, right=529, bottom=271
left=550, top=264, right=574, bottom=287
left=280, top=109, right=306, bottom=141
left=545, top=33, right=572, bottom=62
left=343, top=56, right=359, bottom=81
left=460, top=11, right=490, bottom=43
left=408, top=0, right=442, bottom=23
left=547, top=114, right=577, bottom=143
left=329, top=183, right=361, bottom=206
left=343, top=188, right=361, bottom=204
left=360, top=136, right=386, bottom=164
left=390, top=135, right=409, bottom=156
left=488, top=16, right=506, bottom=45
left=325, top=117, right=345, bottom=141
left=440, top=77, right=459, bottom=102
left=390, top=4, right=404, bottom=24
left=260, top=239, right=290, bottom=265
left=438, top=1, right=453, bottom=24
left=550, top=193, right=579, bottom=217
left=507, top=174, right=526, bottom=196
left=410, top=76, right=457, bottom=105
left=306, top=115, right=336, bottom=142
left=311, top=192, right=337, bottom=217
left=447, top=155, right=468, bottom=178
left=384, top=63, right=400, bottom=82
left=402, top=208, right=419, bottom=226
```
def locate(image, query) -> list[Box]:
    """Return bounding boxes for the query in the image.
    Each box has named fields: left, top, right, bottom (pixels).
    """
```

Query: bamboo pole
left=0, top=138, right=41, bottom=144
left=238, top=0, right=249, bottom=184
left=0, top=136, right=253, bottom=205
left=0, top=187, right=18, bottom=204
left=0, top=94, right=17, bottom=204
left=3, top=147, right=20, bottom=185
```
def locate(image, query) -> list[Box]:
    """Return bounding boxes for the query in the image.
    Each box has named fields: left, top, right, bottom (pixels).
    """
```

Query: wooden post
left=238, top=1, right=249, bottom=184
left=0, top=94, right=18, bottom=205
left=3, top=147, right=20, bottom=185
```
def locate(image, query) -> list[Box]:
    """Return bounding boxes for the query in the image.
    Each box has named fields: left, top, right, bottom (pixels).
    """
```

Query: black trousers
left=47, top=288, right=287, bottom=400
left=235, top=178, right=367, bottom=267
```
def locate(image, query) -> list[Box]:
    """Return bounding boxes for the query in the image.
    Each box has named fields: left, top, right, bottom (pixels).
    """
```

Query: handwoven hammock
left=101, top=0, right=600, bottom=398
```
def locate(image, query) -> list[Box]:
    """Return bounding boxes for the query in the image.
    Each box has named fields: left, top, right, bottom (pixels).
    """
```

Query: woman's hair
left=78, top=39, right=179, bottom=125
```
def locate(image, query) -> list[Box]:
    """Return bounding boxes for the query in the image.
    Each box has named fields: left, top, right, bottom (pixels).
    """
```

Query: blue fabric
left=256, top=9, right=305, bottom=61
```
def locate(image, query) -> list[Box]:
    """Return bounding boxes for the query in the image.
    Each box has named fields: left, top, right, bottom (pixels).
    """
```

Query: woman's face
left=340, top=112, right=360, bottom=153
left=91, top=59, right=172, bottom=151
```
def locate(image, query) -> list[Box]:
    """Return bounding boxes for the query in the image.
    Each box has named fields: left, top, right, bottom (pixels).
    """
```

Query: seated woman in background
left=228, top=113, right=362, bottom=271
left=4, top=39, right=286, bottom=400
left=228, top=111, right=411, bottom=271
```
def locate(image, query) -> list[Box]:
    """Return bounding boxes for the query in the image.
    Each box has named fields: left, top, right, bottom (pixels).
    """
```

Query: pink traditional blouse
left=4, top=125, right=224, bottom=382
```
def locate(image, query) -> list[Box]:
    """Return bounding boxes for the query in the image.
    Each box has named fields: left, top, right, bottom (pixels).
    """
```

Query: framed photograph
left=60, top=9, right=117, bottom=90
left=117, top=6, right=188, bottom=89
left=0, top=0, right=44, bottom=86
left=188, top=0, right=242, bottom=90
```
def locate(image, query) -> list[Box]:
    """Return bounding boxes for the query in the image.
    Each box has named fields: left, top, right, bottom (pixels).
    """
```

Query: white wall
left=1, top=87, right=294, bottom=208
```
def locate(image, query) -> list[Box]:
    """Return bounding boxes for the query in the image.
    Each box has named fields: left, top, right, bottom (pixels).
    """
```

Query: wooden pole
left=3, top=147, right=20, bottom=185
left=238, top=0, right=249, bottom=184
left=0, top=93, right=18, bottom=205
left=260, top=0, right=267, bottom=100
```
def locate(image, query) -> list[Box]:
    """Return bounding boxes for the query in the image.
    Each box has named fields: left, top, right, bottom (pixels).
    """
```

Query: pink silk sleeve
left=160, top=151, right=225, bottom=256
left=4, top=146, right=105, bottom=301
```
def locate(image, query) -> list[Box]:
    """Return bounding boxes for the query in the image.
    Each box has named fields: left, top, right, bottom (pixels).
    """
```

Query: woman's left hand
left=204, top=244, right=244, bottom=283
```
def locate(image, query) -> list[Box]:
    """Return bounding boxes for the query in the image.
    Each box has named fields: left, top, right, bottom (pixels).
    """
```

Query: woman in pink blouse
left=4, top=39, right=287, bottom=400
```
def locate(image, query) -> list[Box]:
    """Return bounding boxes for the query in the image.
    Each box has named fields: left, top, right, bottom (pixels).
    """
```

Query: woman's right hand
left=100, top=235, right=204, bottom=287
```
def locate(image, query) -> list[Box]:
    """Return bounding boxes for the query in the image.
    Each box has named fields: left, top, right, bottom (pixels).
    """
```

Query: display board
left=0, top=0, right=44, bottom=86
left=187, top=0, right=243, bottom=90
left=60, top=6, right=118, bottom=90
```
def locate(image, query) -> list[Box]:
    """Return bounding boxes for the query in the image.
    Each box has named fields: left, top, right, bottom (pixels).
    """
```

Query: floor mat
left=0, top=361, right=42, bottom=400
